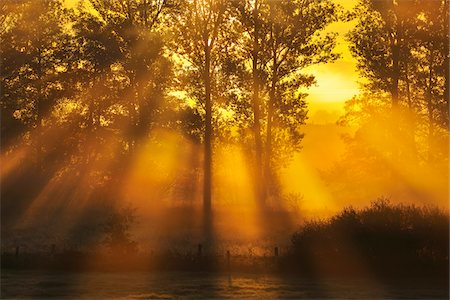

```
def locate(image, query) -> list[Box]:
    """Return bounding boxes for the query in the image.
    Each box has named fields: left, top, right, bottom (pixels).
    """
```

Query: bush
left=102, top=205, right=138, bottom=254
left=287, top=199, right=449, bottom=276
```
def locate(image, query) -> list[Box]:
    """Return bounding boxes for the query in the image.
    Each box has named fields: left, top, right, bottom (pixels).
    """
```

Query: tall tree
left=1, top=0, right=71, bottom=157
left=231, top=0, right=338, bottom=203
left=232, top=0, right=270, bottom=203
left=171, top=0, right=228, bottom=215
left=261, top=0, right=338, bottom=201
left=349, top=0, right=421, bottom=107
left=327, top=0, right=449, bottom=204
left=0, top=0, right=81, bottom=228
left=88, top=0, right=172, bottom=152
left=414, top=0, right=449, bottom=160
left=348, top=0, right=449, bottom=160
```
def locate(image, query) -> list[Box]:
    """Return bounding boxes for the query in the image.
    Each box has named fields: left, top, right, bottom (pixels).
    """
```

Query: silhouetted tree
left=327, top=0, right=449, bottom=205
left=348, top=0, right=448, bottom=159
left=170, top=0, right=229, bottom=216
left=1, top=0, right=71, bottom=160
left=89, top=0, right=172, bottom=153
left=232, top=0, right=338, bottom=202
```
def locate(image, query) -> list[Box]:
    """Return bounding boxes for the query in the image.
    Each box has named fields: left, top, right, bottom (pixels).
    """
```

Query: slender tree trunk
left=36, top=46, right=44, bottom=172
left=203, top=44, right=212, bottom=214
left=143, top=0, right=147, bottom=26
left=251, top=0, right=264, bottom=203
left=136, top=80, right=144, bottom=150
left=86, top=74, right=100, bottom=165
left=427, top=46, right=435, bottom=161
left=444, top=0, right=449, bottom=126
left=404, top=59, right=417, bottom=159
left=265, top=20, right=277, bottom=200
left=405, top=60, right=412, bottom=109
left=127, top=84, right=136, bottom=155
left=390, top=27, right=401, bottom=162
left=391, top=41, right=400, bottom=107
left=265, top=71, right=276, bottom=198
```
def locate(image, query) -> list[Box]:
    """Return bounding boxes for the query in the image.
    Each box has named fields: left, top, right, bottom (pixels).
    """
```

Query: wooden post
left=274, top=246, right=279, bottom=257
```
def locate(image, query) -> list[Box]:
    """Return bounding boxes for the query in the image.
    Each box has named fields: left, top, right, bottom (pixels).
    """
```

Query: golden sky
left=305, top=0, right=360, bottom=118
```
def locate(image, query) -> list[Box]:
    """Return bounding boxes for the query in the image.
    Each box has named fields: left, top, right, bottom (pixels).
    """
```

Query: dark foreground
left=2, top=270, right=449, bottom=299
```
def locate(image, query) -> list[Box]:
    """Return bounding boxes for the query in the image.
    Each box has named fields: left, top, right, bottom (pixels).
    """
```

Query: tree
left=413, top=0, right=448, bottom=160
left=1, top=0, right=71, bottom=159
left=171, top=0, right=229, bottom=215
left=232, top=0, right=338, bottom=203
left=349, top=0, right=421, bottom=107
left=348, top=0, right=449, bottom=160
left=231, top=0, right=270, bottom=204
left=325, top=0, right=449, bottom=205
left=88, top=0, right=173, bottom=153
left=0, top=0, right=174, bottom=232
left=0, top=0, right=83, bottom=229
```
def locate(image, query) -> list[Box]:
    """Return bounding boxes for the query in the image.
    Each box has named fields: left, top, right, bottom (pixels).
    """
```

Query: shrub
left=288, top=199, right=449, bottom=275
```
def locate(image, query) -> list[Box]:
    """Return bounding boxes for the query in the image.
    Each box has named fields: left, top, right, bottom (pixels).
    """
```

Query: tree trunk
left=391, top=41, right=400, bottom=107
left=203, top=44, right=212, bottom=214
left=404, top=60, right=412, bottom=109
left=390, top=26, right=401, bottom=162
left=265, top=71, right=276, bottom=201
left=36, top=46, right=44, bottom=172
left=265, top=18, right=277, bottom=201
left=251, top=0, right=264, bottom=203
left=404, top=59, right=417, bottom=160
left=444, top=0, right=449, bottom=126
left=426, top=46, right=435, bottom=162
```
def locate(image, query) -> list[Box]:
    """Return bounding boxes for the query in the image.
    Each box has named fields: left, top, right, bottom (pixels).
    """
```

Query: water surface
left=1, top=270, right=448, bottom=299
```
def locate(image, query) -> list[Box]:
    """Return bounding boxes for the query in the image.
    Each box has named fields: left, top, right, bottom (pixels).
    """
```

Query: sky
left=305, top=0, right=360, bottom=121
